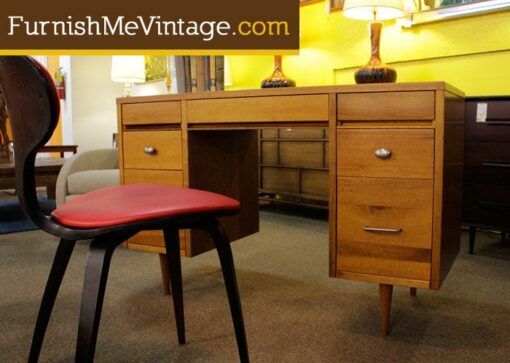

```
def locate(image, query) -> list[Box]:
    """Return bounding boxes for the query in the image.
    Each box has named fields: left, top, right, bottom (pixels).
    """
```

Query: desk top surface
left=0, top=157, right=65, bottom=174
left=118, top=82, right=464, bottom=105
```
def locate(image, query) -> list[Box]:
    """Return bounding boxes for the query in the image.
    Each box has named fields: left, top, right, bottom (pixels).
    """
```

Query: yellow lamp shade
left=343, top=0, right=405, bottom=21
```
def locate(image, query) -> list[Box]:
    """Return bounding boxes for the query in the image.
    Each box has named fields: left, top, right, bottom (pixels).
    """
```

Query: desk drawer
left=123, top=131, right=182, bottom=170
left=337, top=177, right=434, bottom=249
left=123, top=169, right=185, bottom=249
left=337, top=91, right=435, bottom=122
left=123, top=169, right=183, bottom=186
left=187, top=95, right=329, bottom=123
left=122, top=101, right=181, bottom=125
left=337, top=176, right=433, bottom=281
left=337, top=129, right=434, bottom=179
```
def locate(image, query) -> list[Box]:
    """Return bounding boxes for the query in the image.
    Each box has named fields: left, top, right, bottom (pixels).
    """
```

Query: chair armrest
left=56, top=148, right=119, bottom=207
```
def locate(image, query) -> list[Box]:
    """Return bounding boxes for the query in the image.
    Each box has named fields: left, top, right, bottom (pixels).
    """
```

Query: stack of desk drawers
left=119, top=101, right=186, bottom=252
left=333, top=89, right=464, bottom=293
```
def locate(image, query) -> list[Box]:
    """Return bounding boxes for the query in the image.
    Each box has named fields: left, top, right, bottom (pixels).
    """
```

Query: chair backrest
left=0, top=56, right=61, bottom=230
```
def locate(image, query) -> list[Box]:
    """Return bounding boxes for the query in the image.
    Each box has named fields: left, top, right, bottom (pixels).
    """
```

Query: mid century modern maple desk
left=116, top=83, right=465, bottom=335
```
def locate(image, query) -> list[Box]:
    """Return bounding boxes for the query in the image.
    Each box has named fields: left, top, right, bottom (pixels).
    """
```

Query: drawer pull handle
left=482, top=161, right=510, bottom=168
left=144, top=146, right=156, bottom=155
left=374, top=148, right=392, bottom=159
left=363, top=226, right=402, bottom=234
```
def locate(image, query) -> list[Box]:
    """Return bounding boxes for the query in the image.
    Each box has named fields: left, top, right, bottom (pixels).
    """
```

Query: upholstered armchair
left=55, top=148, right=120, bottom=206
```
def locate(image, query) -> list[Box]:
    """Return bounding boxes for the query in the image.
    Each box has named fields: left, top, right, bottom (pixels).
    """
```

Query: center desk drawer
left=337, top=129, right=434, bottom=179
left=123, top=131, right=183, bottom=170
left=187, top=95, right=329, bottom=123
left=337, top=177, right=433, bottom=281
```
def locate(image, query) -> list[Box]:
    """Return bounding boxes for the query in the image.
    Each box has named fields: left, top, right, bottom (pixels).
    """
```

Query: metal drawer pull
left=144, top=146, right=156, bottom=155
left=482, top=161, right=510, bottom=168
left=374, top=148, right=392, bottom=159
left=363, top=226, right=402, bottom=234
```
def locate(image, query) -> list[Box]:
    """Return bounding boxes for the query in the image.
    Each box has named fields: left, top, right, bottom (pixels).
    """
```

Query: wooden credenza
left=463, top=97, right=510, bottom=253
left=259, top=128, right=329, bottom=209
left=117, top=82, right=465, bottom=335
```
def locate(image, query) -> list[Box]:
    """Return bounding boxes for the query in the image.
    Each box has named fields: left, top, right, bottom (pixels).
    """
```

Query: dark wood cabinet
left=463, top=97, right=510, bottom=253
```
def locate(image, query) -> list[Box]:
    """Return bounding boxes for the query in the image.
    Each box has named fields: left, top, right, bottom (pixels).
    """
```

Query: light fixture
left=343, top=0, right=404, bottom=83
left=111, top=56, right=146, bottom=97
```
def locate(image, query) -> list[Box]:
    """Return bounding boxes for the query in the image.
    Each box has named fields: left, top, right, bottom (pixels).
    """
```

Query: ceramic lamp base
left=261, top=76, right=296, bottom=88
left=261, top=55, right=296, bottom=89
left=355, top=65, right=397, bottom=84
left=354, top=21, right=397, bottom=84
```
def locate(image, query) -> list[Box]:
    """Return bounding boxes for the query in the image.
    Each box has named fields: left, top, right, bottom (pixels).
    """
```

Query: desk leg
left=379, top=284, right=393, bottom=336
left=410, top=287, right=417, bottom=297
left=46, top=184, right=56, bottom=199
left=159, top=254, right=171, bottom=295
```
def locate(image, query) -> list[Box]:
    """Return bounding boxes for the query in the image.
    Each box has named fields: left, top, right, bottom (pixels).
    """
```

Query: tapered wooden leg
left=410, top=287, right=417, bottom=297
left=469, top=226, right=476, bottom=255
left=206, top=220, right=249, bottom=363
left=379, top=284, right=393, bottom=337
left=29, top=239, right=76, bottom=363
left=75, top=241, right=117, bottom=363
left=159, top=253, right=171, bottom=295
left=163, top=228, right=185, bottom=345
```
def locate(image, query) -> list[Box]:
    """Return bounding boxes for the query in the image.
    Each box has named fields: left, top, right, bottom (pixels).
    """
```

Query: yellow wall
left=228, top=4, right=510, bottom=96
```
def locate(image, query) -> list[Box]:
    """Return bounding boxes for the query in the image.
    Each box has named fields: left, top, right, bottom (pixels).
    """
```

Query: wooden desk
left=117, top=82, right=465, bottom=335
left=39, top=145, right=78, bottom=158
left=0, top=157, right=65, bottom=198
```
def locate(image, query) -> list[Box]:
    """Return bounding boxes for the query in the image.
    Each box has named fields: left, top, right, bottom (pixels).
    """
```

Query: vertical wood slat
left=328, top=93, right=338, bottom=277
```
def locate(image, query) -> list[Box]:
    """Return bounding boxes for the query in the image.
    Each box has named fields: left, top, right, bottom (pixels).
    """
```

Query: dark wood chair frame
left=0, top=56, right=248, bottom=363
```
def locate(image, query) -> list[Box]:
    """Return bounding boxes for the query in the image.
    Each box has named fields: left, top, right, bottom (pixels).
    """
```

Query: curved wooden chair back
left=0, top=56, right=60, bottom=229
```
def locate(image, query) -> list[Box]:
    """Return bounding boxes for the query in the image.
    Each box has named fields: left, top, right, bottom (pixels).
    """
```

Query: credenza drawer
left=464, top=182, right=510, bottom=207
left=465, top=98, right=510, bottom=142
left=187, top=95, right=329, bottom=123
left=122, top=101, right=181, bottom=125
left=337, top=91, right=435, bottom=122
left=261, top=167, right=299, bottom=194
left=123, top=131, right=182, bottom=170
left=337, top=129, right=434, bottom=179
left=123, top=169, right=183, bottom=186
left=337, top=177, right=434, bottom=249
left=464, top=141, right=510, bottom=184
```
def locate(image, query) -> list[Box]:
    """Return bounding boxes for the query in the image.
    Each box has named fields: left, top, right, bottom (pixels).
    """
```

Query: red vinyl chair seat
left=51, top=184, right=240, bottom=229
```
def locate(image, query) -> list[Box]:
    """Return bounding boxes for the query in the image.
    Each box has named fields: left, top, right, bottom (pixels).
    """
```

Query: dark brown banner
left=0, top=0, right=299, bottom=53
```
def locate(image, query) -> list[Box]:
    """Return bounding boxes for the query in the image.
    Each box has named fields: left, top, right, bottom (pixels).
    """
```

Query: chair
left=55, top=148, right=119, bottom=207
left=0, top=56, right=249, bottom=363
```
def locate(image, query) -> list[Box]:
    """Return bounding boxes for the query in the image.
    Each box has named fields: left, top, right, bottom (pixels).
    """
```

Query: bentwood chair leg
left=29, top=239, right=76, bottom=363
left=206, top=220, right=249, bottom=363
left=163, top=228, right=185, bottom=344
left=75, top=240, right=117, bottom=363
left=469, top=226, right=477, bottom=255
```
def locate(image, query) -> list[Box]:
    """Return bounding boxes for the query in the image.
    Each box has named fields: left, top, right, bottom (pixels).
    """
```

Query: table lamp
left=111, top=56, right=146, bottom=97
left=343, top=0, right=404, bottom=84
